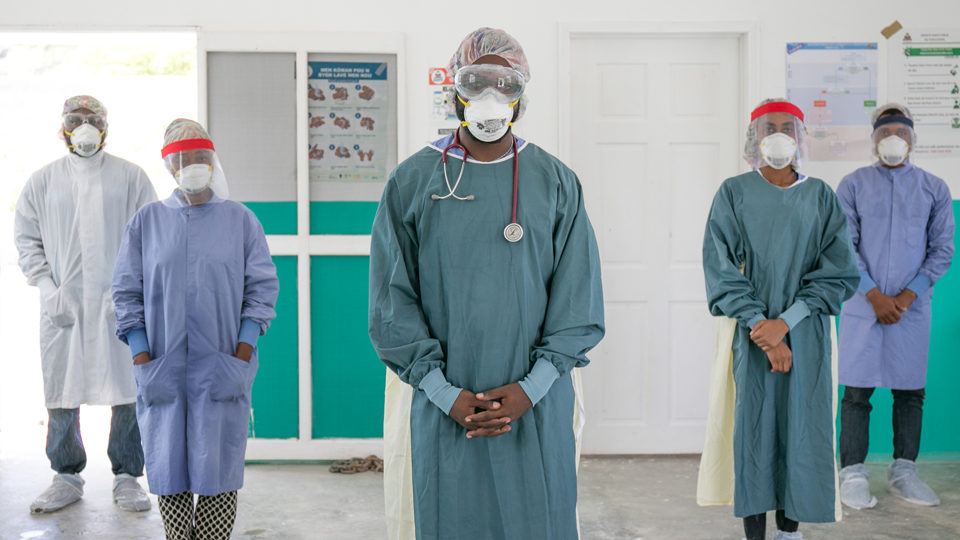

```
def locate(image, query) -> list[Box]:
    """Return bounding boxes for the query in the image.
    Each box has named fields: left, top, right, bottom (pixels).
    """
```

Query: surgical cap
left=448, top=27, right=531, bottom=82
left=448, top=27, right=531, bottom=120
left=871, top=102, right=913, bottom=125
left=63, top=95, right=107, bottom=117
left=163, top=118, right=212, bottom=148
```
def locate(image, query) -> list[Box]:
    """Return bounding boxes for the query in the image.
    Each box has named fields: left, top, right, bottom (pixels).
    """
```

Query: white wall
left=4, top=0, right=960, bottom=189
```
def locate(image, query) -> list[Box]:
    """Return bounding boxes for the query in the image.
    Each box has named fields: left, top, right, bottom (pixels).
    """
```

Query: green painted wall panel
left=841, top=202, right=960, bottom=460
left=310, top=201, right=379, bottom=235
left=311, top=256, right=384, bottom=438
left=242, top=202, right=297, bottom=235
left=241, top=201, right=378, bottom=235
left=250, top=256, right=299, bottom=439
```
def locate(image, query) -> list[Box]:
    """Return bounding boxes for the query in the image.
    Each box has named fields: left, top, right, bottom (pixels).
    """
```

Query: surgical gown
left=837, top=163, right=954, bottom=390
left=112, top=192, right=278, bottom=496
left=369, top=136, right=604, bottom=540
left=702, top=172, right=858, bottom=522
left=15, top=152, right=156, bottom=408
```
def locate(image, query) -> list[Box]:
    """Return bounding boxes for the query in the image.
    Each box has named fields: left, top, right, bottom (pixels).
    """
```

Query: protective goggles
left=454, top=64, right=526, bottom=103
left=63, top=113, right=107, bottom=131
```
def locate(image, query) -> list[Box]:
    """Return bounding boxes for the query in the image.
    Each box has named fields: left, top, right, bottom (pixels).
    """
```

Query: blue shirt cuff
left=419, top=367, right=462, bottom=416
left=126, top=327, right=150, bottom=358
left=779, top=300, right=811, bottom=331
left=518, top=358, right=561, bottom=406
left=238, top=318, right=262, bottom=347
left=746, top=314, right=765, bottom=330
left=857, top=271, right=878, bottom=295
left=906, top=273, right=932, bottom=296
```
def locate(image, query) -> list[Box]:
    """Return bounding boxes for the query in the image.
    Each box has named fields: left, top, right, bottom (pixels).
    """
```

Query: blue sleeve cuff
left=419, top=367, right=462, bottom=416
left=779, top=300, right=811, bottom=331
left=857, top=270, right=878, bottom=295
left=906, top=273, right=932, bottom=296
left=518, top=358, right=561, bottom=406
left=238, top=318, right=262, bottom=347
left=126, top=327, right=149, bottom=358
left=746, top=314, right=765, bottom=330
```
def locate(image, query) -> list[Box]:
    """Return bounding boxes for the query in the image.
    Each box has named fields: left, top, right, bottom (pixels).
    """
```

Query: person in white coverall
left=14, top=95, right=157, bottom=514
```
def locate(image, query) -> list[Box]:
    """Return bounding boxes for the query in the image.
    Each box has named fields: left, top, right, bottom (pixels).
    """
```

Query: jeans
left=46, top=404, right=145, bottom=476
left=839, top=386, right=925, bottom=468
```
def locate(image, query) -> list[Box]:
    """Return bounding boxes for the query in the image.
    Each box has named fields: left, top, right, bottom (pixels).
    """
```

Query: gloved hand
left=38, top=277, right=76, bottom=327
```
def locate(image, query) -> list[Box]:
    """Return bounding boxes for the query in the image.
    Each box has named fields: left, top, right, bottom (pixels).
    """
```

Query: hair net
left=161, top=118, right=229, bottom=205
left=63, top=95, right=107, bottom=117
left=743, top=98, right=808, bottom=170
left=448, top=27, right=531, bottom=120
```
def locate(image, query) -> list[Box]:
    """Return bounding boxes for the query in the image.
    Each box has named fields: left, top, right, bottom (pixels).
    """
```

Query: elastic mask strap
left=64, top=129, right=104, bottom=151
left=457, top=96, right=520, bottom=129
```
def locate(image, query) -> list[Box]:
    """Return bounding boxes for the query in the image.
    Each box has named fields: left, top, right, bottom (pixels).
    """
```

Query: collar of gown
left=164, top=189, right=224, bottom=208
left=873, top=158, right=913, bottom=175
left=66, top=149, right=106, bottom=171
left=429, top=133, right=528, bottom=163
left=873, top=160, right=915, bottom=177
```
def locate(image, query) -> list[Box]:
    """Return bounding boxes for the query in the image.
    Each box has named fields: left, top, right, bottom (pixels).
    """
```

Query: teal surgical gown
left=702, top=172, right=858, bottom=523
left=369, top=136, right=604, bottom=540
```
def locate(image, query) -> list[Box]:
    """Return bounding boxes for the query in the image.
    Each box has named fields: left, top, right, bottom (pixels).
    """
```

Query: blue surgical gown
left=113, top=192, right=278, bottom=496
left=703, top=172, right=859, bottom=522
left=837, top=163, right=955, bottom=390
left=369, top=137, right=604, bottom=540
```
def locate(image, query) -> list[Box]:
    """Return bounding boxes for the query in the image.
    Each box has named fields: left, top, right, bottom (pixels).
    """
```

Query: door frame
left=557, top=21, right=759, bottom=454
left=198, top=29, right=406, bottom=459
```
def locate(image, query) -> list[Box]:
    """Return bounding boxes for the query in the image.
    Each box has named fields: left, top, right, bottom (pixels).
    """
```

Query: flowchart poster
left=786, top=43, right=878, bottom=161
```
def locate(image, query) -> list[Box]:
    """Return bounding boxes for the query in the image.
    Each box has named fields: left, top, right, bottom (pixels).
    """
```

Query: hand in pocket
left=40, top=283, right=76, bottom=327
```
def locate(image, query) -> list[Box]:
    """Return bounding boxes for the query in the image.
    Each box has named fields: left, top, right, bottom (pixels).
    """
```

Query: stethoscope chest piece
left=503, top=222, right=524, bottom=243
left=437, top=130, right=524, bottom=243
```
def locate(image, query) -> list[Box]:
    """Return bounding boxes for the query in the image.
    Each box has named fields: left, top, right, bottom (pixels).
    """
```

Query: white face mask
left=759, top=132, right=798, bottom=170
left=68, top=123, right=104, bottom=157
left=462, top=95, right=515, bottom=143
left=877, top=135, right=910, bottom=166
left=175, top=164, right=214, bottom=194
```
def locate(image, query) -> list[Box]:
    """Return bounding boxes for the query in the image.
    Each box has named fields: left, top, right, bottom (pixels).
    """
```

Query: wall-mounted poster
left=786, top=42, right=879, bottom=161
left=308, top=61, right=389, bottom=185
left=308, top=54, right=397, bottom=203
left=888, top=28, right=960, bottom=158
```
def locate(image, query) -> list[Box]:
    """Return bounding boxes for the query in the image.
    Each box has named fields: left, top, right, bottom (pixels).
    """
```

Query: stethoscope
left=432, top=129, right=524, bottom=243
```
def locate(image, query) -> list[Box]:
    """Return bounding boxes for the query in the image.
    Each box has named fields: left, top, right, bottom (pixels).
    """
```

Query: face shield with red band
left=743, top=99, right=808, bottom=171
left=161, top=137, right=230, bottom=205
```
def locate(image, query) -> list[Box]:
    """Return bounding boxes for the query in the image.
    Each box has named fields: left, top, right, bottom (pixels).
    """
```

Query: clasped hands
left=749, top=319, right=792, bottom=373
left=866, top=288, right=916, bottom=325
left=448, top=383, right=533, bottom=439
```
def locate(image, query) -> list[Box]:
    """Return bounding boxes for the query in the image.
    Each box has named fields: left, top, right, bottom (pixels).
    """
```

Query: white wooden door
left=569, top=34, right=742, bottom=453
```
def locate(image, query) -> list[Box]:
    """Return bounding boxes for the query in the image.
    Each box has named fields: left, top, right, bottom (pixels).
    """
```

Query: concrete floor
left=1, top=454, right=958, bottom=539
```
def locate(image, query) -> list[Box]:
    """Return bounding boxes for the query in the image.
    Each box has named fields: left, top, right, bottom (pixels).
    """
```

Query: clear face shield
left=743, top=102, right=808, bottom=171
left=872, top=119, right=915, bottom=166
left=161, top=142, right=230, bottom=206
